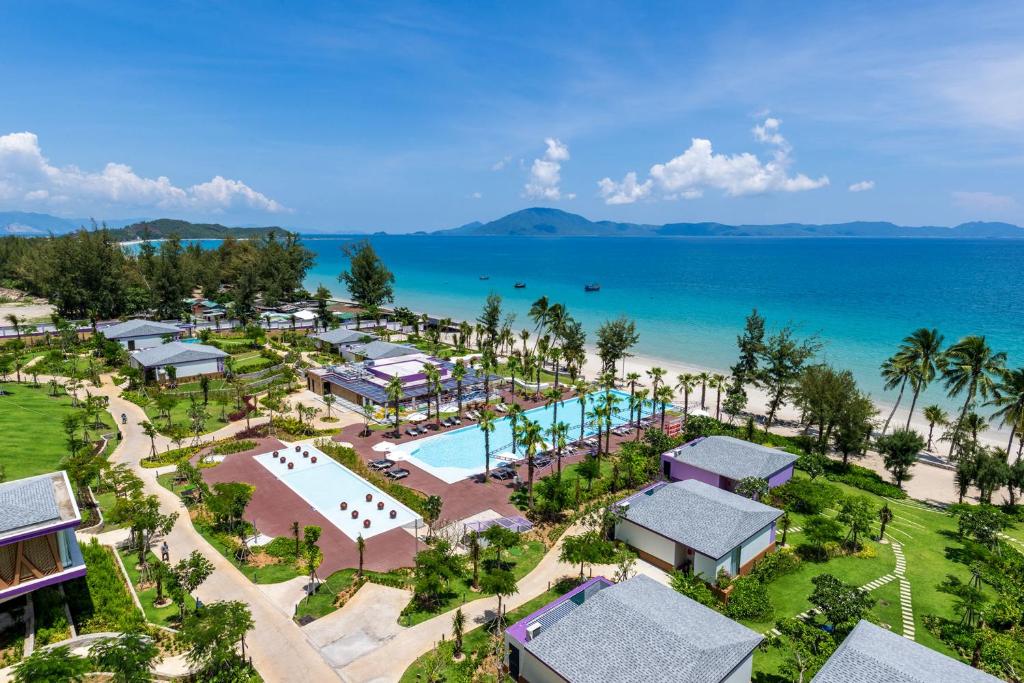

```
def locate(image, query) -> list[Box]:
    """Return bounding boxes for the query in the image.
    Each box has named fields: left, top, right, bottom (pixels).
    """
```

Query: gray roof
left=354, top=340, right=419, bottom=360
left=812, top=620, right=1001, bottom=683
left=313, top=328, right=376, bottom=346
left=101, top=319, right=181, bottom=340
left=131, top=341, right=228, bottom=367
left=0, top=472, right=79, bottom=541
left=526, top=575, right=762, bottom=683
left=621, top=479, right=782, bottom=559
left=667, top=435, right=798, bottom=481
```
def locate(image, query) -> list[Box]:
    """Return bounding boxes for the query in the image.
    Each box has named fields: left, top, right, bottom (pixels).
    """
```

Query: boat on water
left=514, top=282, right=526, bottom=289
left=479, top=275, right=489, bottom=280
left=584, top=283, right=601, bottom=292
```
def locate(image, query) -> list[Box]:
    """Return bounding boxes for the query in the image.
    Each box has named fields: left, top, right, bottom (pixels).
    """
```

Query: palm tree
left=519, top=329, right=530, bottom=356
left=711, top=373, right=726, bottom=420
left=424, top=364, right=442, bottom=429
left=573, top=379, right=592, bottom=442
left=646, top=367, right=666, bottom=413
left=528, top=296, right=549, bottom=352
left=625, top=372, right=641, bottom=425
left=478, top=409, right=496, bottom=478
left=452, top=359, right=467, bottom=417
left=633, top=388, right=649, bottom=439
left=506, top=354, right=521, bottom=393
left=549, top=421, right=569, bottom=473
left=696, top=371, right=711, bottom=410
left=507, top=403, right=523, bottom=455
left=900, top=328, right=945, bottom=429
left=548, top=346, right=563, bottom=388
left=988, top=368, right=1024, bottom=458
left=356, top=534, right=366, bottom=577
left=521, top=419, right=545, bottom=508
left=386, top=375, right=404, bottom=438
left=597, top=390, right=622, bottom=455
left=543, top=387, right=562, bottom=435
left=940, top=335, right=1007, bottom=457
left=922, top=404, right=948, bottom=452
left=675, top=373, right=696, bottom=421
left=880, top=353, right=913, bottom=437
left=655, top=385, right=674, bottom=430
left=5, top=314, right=20, bottom=341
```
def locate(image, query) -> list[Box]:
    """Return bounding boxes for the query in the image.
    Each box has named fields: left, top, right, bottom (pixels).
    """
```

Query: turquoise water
left=405, top=390, right=633, bottom=474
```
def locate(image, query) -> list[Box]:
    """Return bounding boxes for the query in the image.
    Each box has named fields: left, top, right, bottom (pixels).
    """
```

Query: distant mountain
left=436, top=208, right=1024, bottom=239
left=110, top=218, right=285, bottom=241
left=0, top=211, right=138, bottom=235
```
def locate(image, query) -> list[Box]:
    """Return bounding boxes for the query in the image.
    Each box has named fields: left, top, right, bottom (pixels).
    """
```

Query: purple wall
left=767, top=465, right=795, bottom=488
left=507, top=577, right=613, bottom=646
left=661, top=456, right=721, bottom=487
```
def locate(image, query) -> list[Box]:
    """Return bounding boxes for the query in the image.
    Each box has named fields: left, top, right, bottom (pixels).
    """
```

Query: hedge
left=316, top=440, right=428, bottom=515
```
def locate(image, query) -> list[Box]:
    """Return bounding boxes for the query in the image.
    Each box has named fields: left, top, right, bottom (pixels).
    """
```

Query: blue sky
left=1, top=1, right=1022, bottom=232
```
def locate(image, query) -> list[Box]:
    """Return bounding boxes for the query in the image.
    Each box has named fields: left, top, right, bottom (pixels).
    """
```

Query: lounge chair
left=490, top=467, right=515, bottom=480
left=442, top=417, right=455, bottom=427
left=369, top=458, right=395, bottom=470
left=534, top=456, right=552, bottom=468
left=467, top=410, right=480, bottom=420
left=452, top=416, right=462, bottom=424
left=385, top=467, right=410, bottom=480
left=495, top=404, right=507, bottom=412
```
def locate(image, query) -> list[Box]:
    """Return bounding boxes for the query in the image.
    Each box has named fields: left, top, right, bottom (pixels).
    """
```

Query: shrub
left=715, top=567, right=733, bottom=589
left=725, top=577, right=774, bottom=621
left=750, top=547, right=801, bottom=583
left=66, top=539, right=143, bottom=633
left=141, top=445, right=199, bottom=468
left=670, top=571, right=717, bottom=607
left=212, top=439, right=258, bottom=455
left=769, top=478, right=837, bottom=514
left=273, top=417, right=316, bottom=437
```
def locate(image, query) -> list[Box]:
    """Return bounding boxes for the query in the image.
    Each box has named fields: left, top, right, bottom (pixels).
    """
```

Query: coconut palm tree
left=573, top=379, right=592, bottom=442
left=940, top=335, right=1007, bottom=456
left=548, top=346, right=563, bottom=388
left=519, top=329, right=530, bottom=356
left=656, top=384, right=674, bottom=430
left=548, top=421, right=570, bottom=473
left=711, top=373, right=727, bottom=420
left=386, top=375, right=404, bottom=438
left=625, top=372, right=641, bottom=425
left=922, top=404, right=948, bottom=452
left=633, top=388, right=649, bottom=440
left=528, top=296, right=549, bottom=351
left=675, top=373, right=696, bottom=421
left=597, top=390, right=622, bottom=455
left=520, top=418, right=545, bottom=508
left=478, top=409, right=496, bottom=477
left=506, top=353, right=521, bottom=393
left=508, top=402, right=523, bottom=455
left=899, top=328, right=945, bottom=429
left=880, top=353, right=914, bottom=437
left=5, top=314, right=20, bottom=341
left=696, top=371, right=711, bottom=410
left=646, top=367, right=666, bottom=412
left=988, top=367, right=1024, bottom=457
left=452, top=359, right=467, bottom=417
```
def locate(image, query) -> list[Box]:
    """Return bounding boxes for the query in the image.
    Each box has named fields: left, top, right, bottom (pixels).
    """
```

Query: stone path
left=890, top=541, right=915, bottom=640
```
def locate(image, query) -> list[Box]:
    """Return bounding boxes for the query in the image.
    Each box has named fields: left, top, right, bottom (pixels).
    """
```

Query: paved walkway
left=890, top=541, right=915, bottom=640
left=82, top=374, right=343, bottom=682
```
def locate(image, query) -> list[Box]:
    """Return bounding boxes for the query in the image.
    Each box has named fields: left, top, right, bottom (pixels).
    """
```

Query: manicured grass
left=0, top=382, right=114, bottom=479
left=118, top=547, right=195, bottom=628
left=400, top=579, right=582, bottom=683
left=93, top=489, right=130, bottom=530
left=294, top=568, right=412, bottom=622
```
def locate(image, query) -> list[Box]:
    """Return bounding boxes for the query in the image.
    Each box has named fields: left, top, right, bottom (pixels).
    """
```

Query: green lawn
left=0, top=382, right=114, bottom=479
left=118, top=547, right=195, bottom=628
left=294, top=568, right=412, bottom=622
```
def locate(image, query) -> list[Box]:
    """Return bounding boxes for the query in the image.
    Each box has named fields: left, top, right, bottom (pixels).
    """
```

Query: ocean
left=300, top=235, right=1023, bottom=413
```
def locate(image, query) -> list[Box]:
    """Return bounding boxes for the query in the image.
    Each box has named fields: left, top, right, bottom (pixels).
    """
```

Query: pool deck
left=200, top=437, right=418, bottom=575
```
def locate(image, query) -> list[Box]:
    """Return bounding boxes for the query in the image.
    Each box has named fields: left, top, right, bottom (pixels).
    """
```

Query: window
left=731, top=545, right=742, bottom=574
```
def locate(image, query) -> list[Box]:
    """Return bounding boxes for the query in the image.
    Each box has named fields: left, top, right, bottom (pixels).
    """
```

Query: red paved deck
left=199, top=438, right=417, bottom=574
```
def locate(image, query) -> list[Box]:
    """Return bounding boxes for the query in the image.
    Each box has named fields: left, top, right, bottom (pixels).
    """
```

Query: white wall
left=505, top=644, right=567, bottom=683
left=693, top=552, right=729, bottom=582
left=740, top=524, right=775, bottom=566
left=167, top=358, right=221, bottom=379
left=615, top=520, right=678, bottom=568
left=117, top=334, right=166, bottom=350
left=722, top=652, right=755, bottom=683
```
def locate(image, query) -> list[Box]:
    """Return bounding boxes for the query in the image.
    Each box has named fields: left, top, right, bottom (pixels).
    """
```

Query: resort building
left=306, top=351, right=491, bottom=409
left=661, top=435, right=797, bottom=492
left=812, top=620, right=1001, bottom=682
left=100, top=318, right=182, bottom=350
left=505, top=574, right=762, bottom=683
left=0, top=471, right=86, bottom=603
left=345, top=340, right=420, bottom=362
left=311, top=328, right=378, bottom=354
left=614, top=479, right=783, bottom=578
left=184, top=297, right=226, bottom=323
left=129, top=340, right=229, bottom=381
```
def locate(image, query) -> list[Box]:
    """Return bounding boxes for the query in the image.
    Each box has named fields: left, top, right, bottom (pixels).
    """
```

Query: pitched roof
left=131, top=341, right=228, bottom=367
left=313, top=328, right=376, bottom=346
left=812, top=620, right=1001, bottom=683
left=101, top=319, right=181, bottom=339
left=0, top=472, right=80, bottom=542
left=621, top=479, right=782, bottom=559
left=354, top=340, right=419, bottom=360
left=525, top=575, right=762, bottom=683
left=666, top=435, right=798, bottom=481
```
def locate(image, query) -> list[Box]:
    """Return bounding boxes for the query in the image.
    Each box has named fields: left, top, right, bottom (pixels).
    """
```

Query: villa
left=0, top=471, right=86, bottom=603
left=129, top=340, right=229, bottom=381
left=306, top=351, right=492, bottom=409
left=311, top=327, right=378, bottom=354
left=100, top=318, right=182, bottom=350
left=184, top=297, right=226, bottom=323
left=345, top=339, right=420, bottom=362
left=812, top=620, right=1001, bottom=682
left=661, top=435, right=797, bottom=492
left=614, top=479, right=783, bottom=578
left=505, top=574, right=762, bottom=683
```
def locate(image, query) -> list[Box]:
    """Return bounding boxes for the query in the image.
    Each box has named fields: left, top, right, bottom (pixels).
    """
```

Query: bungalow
left=614, top=479, right=783, bottom=578
left=100, top=319, right=182, bottom=351
left=129, top=341, right=228, bottom=381
left=813, top=620, right=1001, bottom=682
left=311, top=328, right=377, bottom=354
left=344, top=340, right=419, bottom=363
left=184, top=298, right=226, bottom=323
left=505, top=574, right=762, bottom=683
left=0, top=472, right=86, bottom=603
left=661, top=435, right=797, bottom=492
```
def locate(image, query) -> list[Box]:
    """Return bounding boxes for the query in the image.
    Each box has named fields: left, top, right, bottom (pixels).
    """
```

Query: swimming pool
left=254, top=443, right=422, bottom=540
left=393, top=390, right=636, bottom=483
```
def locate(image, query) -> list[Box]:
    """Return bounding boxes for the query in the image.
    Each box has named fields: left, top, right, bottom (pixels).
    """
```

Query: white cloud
left=848, top=180, right=875, bottom=192
left=597, top=172, right=652, bottom=205
left=491, top=156, right=511, bottom=171
left=598, top=118, right=828, bottom=204
left=524, top=137, right=571, bottom=200
left=952, top=190, right=1017, bottom=212
left=470, top=191, right=482, bottom=199
left=0, top=131, right=288, bottom=214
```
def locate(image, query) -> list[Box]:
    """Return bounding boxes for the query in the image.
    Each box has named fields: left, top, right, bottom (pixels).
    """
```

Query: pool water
left=254, top=444, right=422, bottom=540
left=395, top=391, right=638, bottom=482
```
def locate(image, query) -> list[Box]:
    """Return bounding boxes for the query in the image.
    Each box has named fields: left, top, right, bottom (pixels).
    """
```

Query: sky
left=1, top=1, right=1023, bottom=232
